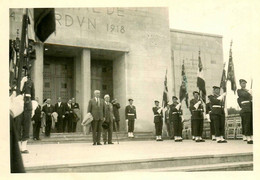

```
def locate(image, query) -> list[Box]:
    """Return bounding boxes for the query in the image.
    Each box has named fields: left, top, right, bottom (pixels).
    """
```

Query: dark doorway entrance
left=91, top=59, right=113, bottom=99
left=43, top=56, right=74, bottom=103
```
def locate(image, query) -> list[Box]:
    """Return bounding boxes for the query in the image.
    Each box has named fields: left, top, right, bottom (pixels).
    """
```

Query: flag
left=179, top=61, right=189, bottom=108
left=162, top=69, right=169, bottom=108
left=226, top=41, right=237, bottom=94
left=34, top=8, right=56, bottom=42
left=197, top=51, right=206, bottom=103
left=220, top=63, right=227, bottom=93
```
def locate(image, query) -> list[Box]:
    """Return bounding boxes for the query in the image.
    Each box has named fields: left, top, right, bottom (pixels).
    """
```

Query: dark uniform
left=208, top=92, right=226, bottom=142
left=64, top=103, right=74, bottom=132
left=42, top=104, right=54, bottom=137
left=152, top=106, right=163, bottom=138
left=125, top=104, right=137, bottom=133
left=103, top=101, right=114, bottom=144
left=206, top=101, right=215, bottom=139
left=54, top=102, right=65, bottom=133
left=71, top=102, right=80, bottom=132
left=112, top=102, right=121, bottom=132
left=169, top=102, right=183, bottom=140
left=237, top=88, right=253, bottom=138
left=32, top=104, right=42, bottom=140
left=15, top=78, right=35, bottom=152
left=189, top=98, right=204, bottom=140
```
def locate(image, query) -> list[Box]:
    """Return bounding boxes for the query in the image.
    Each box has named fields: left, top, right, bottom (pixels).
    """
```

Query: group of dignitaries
left=152, top=79, right=253, bottom=144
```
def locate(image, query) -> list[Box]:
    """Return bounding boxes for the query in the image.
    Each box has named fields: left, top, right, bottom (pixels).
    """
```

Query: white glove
left=31, top=100, right=38, bottom=118
left=206, top=114, right=210, bottom=122
left=20, top=76, right=28, bottom=91
left=175, top=103, right=181, bottom=110
left=10, top=94, right=24, bottom=118
left=157, top=107, right=163, bottom=114
left=194, top=101, right=201, bottom=109
left=217, top=92, right=226, bottom=100
left=181, top=116, right=184, bottom=122
left=248, top=89, right=252, bottom=95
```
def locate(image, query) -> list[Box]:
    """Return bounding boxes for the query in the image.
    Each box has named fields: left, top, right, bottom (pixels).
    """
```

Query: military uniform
left=125, top=102, right=137, bottom=137
left=15, top=78, right=35, bottom=153
left=169, top=101, right=183, bottom=141
left=237, top=81, right=253, bottom=144
left=208, top=87, right=227, bottom=143
left=42, top=104, right=54, bottom=137
left=103, top=101, right=114, bottom=144
left=112, top=102, right=120, bottom=132
left=152, top=103, right=163, bottom=141
left=189, top=97, right=205, bottom=142
left=206, top=101, right=215, bottom=140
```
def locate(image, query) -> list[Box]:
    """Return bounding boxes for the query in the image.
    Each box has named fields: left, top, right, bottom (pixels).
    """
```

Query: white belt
left=128, top=113, right=135, bottom=115
left=25, top=94, right=31, bottom=97
left=172, top=112, right=179, bottom=114
left=154, top=114, right=161, bottom=116
left=241, top=101, right=250, bottom=104
left=212, top=105, right=221, bottom=108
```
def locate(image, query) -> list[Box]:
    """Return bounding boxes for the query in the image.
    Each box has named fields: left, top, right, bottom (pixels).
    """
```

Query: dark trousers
left=103, top=121, right=113, bottom=143
left=63, top=116, right=68, bottom=132
left=173, top=118, right=183, bottom=136
left=72, top=122, right=77, bottom=132
left=68, top=114, right=73, bottom=132
left=211, top=114, right=225, bottom=137
left=91, top=120, right=102, bottom=143
left=241, top=112, right=253, bottom=136
left=15, top=100, right=32, bottom=141
left=210, top=117, right=215, bottom=136
left=56, top=116, right=63, bottom=133
left=45, top=116, right=52, bottom=137
left=113, top=121, right=120, bottom=132
left=191, top=118, right=195, bottom=136
left=193, top=118, right=204, bottom=137
left=33, top=120, right=41, bottom=139
left=128, top=120, right=135, bottom=132
left=155, top=120, right=163, bottom=136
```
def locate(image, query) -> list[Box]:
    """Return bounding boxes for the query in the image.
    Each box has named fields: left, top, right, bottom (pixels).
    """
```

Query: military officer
left=208, top=86, right=227, bottom=143
left=169, top=96, right=184, bottom=142
left=189, top=91, right=205, bottom=142
left=237, top=79, right=253, bottom=144
left=125, top=98, right=137, bottom=138
left=206, top=95, right=216, bottom=141
left=42, top=98, right=54, bottom=137
left=152, top=100, right=163, bottom=141
left=15, top=73, right=35, bottom=153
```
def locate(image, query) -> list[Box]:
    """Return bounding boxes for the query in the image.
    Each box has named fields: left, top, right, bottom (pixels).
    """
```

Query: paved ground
left=22, top=140, right=253, bottom=168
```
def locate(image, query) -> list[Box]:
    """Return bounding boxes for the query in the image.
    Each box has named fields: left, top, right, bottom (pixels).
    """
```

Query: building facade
left=9, top=8, right=223, bottom=132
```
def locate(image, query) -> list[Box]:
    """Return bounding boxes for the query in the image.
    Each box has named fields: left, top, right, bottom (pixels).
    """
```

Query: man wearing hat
left=208, top=86, right=227, bottom=143
left=152, top=100, right=163, bottom=141
left=206, top=95, right=216, bottom=141
left=237, top=79, right=253, bottom=144
left=102, top=94, right=115, bottom=145
left=125, top=98, right=137, bottom=138
left=169, top=96, right=184, bottom=142
left=189, top=91, right=205, bottom=142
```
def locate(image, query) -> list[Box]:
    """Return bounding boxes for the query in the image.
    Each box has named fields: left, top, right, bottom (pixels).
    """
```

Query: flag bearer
left=189, top=91, right=205, bottom=142
left=152, top=100, right=163, bottom=141
left=169, top=96, right=184, bottom=142
left=206, top=95, right=216, bottom=141
left=208, top=86, right=227, bottom=143
left=125, top=98, right=137, bottom=138
left=237, top=79, right=253, bottom=144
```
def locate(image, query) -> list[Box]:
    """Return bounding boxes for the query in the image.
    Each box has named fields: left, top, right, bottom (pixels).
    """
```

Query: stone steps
left=25, top=152, right=253, bottom=172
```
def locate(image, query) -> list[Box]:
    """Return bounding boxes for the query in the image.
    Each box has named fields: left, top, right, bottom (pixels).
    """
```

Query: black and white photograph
left=1, top=0, right=260, bottom=178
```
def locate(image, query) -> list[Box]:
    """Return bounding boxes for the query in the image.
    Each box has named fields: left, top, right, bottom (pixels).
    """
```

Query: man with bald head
left=87, top=90, right=105, bottom=145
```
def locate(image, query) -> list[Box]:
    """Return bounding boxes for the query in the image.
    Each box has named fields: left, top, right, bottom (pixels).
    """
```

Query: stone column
left=32, top=42, right=44, bottom=103
left=81, top=49, right=91, bottom=119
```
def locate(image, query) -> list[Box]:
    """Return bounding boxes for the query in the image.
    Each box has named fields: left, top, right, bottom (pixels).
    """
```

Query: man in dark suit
left=32, top=97, right=42, bottom=140
left=87, top=90, right=105, bottom=145
left=102, top=94, right=115, bottom=144
left=54, top=97, right=65, bottom=133
left=64, top=99, right=73, bottom=133
left=112, top=99, right=120, bottom=132
left=42, top=98, right=54, bottom=137
left=189, top=91, right=205, bottom=142
left=71, top=97, right=80, bottom=132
